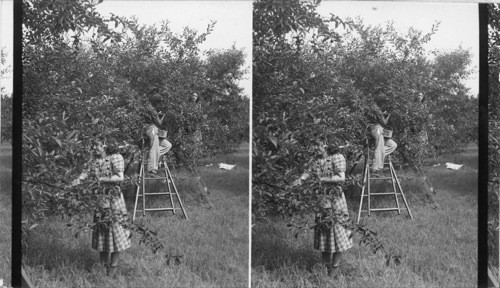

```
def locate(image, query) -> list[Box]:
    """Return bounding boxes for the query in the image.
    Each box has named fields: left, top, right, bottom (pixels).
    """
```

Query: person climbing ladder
left=143, top=102, right=172, bottom=174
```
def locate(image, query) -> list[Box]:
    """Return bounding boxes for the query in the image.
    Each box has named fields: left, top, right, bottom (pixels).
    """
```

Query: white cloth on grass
left=445, top=162, right=463, bottom=170
left=219, top=163, right=236, bottom=170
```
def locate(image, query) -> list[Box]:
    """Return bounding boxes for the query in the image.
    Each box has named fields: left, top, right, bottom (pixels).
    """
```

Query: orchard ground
left=252, top=144, right=477, bottom=288
left=23, top=143, right=249, bottom=288
left=0, top=143, right=12, bottom=286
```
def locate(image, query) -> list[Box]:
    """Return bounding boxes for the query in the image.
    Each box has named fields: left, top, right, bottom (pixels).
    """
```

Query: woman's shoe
left=371, top=170, right=382, bottom=178
left=327, top=264, right=340, bottom=278
left=107, top=265, right=118, bottom=278
left=99, top=264, right=108, bottom=276
left=147, top=170, right=160, bottom=178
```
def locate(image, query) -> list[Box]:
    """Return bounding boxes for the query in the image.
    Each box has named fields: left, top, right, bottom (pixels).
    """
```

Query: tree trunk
left=173, top=150, right=214, bottom=209
left=399, top=150, right=440, bottom=209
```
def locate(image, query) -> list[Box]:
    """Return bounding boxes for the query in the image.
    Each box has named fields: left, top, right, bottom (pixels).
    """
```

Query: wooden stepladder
left=356, top=148, right=413, bottom=224
left=133, top=150, right=188, bottom=221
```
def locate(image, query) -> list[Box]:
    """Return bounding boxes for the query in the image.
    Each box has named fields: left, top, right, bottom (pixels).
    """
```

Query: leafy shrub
left=252, top=0, right=477, bottom=263
left=22, top=0, right=248, bottom=253
left=253, top=0, right=476, bottom=219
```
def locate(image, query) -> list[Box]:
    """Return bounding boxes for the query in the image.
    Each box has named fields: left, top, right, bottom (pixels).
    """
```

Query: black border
left=478, top=3, right=489, bottom=288
left=11, top=0, right=22, bottom=286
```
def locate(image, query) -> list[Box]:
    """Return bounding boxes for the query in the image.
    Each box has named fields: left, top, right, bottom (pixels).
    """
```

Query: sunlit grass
left=23, top=143, right=249, bottom=288
left=252, top=145, right=477, bottom=288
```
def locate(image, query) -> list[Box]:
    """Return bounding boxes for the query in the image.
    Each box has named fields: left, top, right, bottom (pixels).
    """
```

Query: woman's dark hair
left=143, top=113, right=153, bottom=124
left=326, top=144, right=339, bottom=155
left=106, top=144, right=118, bottom=155
left=91, top=136, right=106, bottom=147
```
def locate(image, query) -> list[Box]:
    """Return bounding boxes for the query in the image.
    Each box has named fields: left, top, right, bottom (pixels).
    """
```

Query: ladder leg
left=367, top=163, right=371, bottom=217
left=393, top=165, right=413, bottom=219
left=142, top=158, right=146, bottom=217
left=165, top=162, right=188, bottom=219
left=357, top=156, right=369, bottom=224
left=133, top=163, right=143, bottom=222
left=162, top=159, right=176, bottom=215
left=135, top=151, right=189, bottom=219
left=389, top=161, right=401, bottom=214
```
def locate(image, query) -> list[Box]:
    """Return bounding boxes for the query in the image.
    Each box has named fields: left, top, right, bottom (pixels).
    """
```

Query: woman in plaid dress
left=73, top=140, right=131, bottom=277
left=298, top=144, right=353, bottom=276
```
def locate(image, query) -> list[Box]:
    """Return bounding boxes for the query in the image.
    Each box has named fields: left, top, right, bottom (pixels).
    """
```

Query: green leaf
left=66, top=130, right=77, bottom=140
left=268, top=136, right=278, bottom=148
left=37, top=146, right=43, bottom=157
left=51, top=136, right=62, bottom=148
left=281, top=131, right=292, bottom=140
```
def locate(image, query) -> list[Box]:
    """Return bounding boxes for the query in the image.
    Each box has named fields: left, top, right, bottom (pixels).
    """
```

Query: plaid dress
left=91, top=154, right=131, bottom=252
left=313, top=153, right=353, bottom=253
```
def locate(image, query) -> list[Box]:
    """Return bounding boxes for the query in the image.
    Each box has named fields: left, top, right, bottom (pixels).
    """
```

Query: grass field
left=23, top=143, right=249, bottom=288
left=252, top=145, right=478, bottom=288
left=0, top=143, right=12, bottom=286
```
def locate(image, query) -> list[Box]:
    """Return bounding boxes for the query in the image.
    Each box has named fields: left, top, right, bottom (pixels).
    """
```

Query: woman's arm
left=70, top=172, right=88, bottom=186
left=320, top=171, right=345, bottom=183
left=99, top=154, right=125, bottom=183
left=153, top=113, right=165, bottom=127
left=291, top=172, right=310, bottom=187
left=382, top=112, right=391, bottom=125
left=99, top=172, right=124, bottom=183
left=152, top=115, right=162, bottom=127
left=70, top=160, right=92, bottom=186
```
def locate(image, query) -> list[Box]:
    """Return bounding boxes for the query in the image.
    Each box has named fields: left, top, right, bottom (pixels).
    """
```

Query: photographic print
left=21, top=1, right=251, bottom=287
left=252, top=1, right=479, bottom=287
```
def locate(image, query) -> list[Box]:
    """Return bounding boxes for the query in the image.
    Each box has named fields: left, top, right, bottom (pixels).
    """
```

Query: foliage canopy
left=22, top=0, right=249, bottom=253
left=252, top=0, right=477, bottom=228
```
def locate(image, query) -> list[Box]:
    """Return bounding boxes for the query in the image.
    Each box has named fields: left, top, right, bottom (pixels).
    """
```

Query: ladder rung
left=134, top=158, right=188, bottom=220
left=144, top=177, right=169, bottom=180
left=363, top=208, right=401, bottom=212
left=365, top=192, right=400, bottom=196
left=370, top=177, right=392, bottom=180
left=136, top=208, right=182, bottom=212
